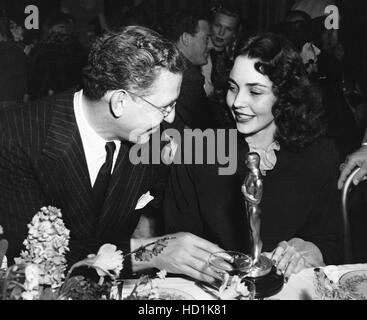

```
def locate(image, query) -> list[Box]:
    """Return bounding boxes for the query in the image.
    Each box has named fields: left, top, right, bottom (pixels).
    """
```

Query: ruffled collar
left=245, top=139, right=280, bottom=176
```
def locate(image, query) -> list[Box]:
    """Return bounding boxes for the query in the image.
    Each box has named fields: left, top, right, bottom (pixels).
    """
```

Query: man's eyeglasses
left=126, top=90, right=176, bottom=118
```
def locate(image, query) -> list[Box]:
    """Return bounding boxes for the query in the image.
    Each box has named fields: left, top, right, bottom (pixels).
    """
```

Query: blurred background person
left=202, top=2, right=244, bottom=128
left=161, top=10, right=215, bottom=131
left=275, top=3, right=364, bottom=160
left=0, top=12, right=27, bottom=109
left=27, top=13, right=87, bottom=101
left=61, top=0, right=108, bottom=49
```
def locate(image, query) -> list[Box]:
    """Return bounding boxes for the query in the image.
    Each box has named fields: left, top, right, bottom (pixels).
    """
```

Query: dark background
left=2, top=0, right=367, bottom=61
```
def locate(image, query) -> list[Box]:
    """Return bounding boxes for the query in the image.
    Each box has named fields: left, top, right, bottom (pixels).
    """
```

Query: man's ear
left=109, top=90, right=127, bottom=118
left=180, top=32, right=192, bottom=47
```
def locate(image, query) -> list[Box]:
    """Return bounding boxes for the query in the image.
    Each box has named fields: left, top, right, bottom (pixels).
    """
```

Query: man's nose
left=164, top=108, right=175, bottom=123
left=218, top=26, right=225, bottom=36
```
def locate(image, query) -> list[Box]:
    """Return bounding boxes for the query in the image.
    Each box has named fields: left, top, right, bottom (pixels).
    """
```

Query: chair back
left=342, top=167, right=362, bottom=263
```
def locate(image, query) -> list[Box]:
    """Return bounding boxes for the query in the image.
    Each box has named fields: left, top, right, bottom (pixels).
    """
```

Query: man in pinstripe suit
left=0, top=26, right=224, bottom=284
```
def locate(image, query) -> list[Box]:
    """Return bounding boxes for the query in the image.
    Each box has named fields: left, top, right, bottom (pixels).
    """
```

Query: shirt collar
left=74, top=90, right=108, bottom=153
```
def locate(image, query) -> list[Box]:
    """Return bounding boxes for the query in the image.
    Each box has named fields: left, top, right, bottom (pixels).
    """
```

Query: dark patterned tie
left=93, top=142, right=116, bottom=214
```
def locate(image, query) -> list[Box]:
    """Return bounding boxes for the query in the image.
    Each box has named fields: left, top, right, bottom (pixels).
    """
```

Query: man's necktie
left=93, top=141, right=116, bottom=214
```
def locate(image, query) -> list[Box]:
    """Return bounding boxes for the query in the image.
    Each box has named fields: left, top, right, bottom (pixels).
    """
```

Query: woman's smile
left=233, top=112, right=256, bottom=122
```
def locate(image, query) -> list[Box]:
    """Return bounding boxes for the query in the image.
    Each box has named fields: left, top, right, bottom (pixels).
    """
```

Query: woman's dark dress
left=163, top=133, right=343, bottom=265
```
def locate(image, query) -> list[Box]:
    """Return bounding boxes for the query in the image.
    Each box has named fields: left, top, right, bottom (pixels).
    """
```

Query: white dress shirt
left=73, top=90, right=121, bottom=187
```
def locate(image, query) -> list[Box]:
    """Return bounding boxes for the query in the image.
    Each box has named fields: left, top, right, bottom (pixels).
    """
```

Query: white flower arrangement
left=0, top=206, right=174, bottom=300
left=14, top=206, right=70, bottom=289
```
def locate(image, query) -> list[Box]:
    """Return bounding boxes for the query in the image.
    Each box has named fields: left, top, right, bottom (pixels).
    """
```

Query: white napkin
left=135, top=191, right=154, bottom=210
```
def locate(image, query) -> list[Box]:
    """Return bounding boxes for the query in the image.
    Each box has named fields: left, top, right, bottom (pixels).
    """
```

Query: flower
left=156, top=270, right=167, bottom=280
left=24, top=264, right=41, bottom=291
left=89, top=244, right=124, bottom=277
left=1, top=209, right=173, bottom=300
left=21, top=290, right=38, bottom=300
left=218, top=275, right=250, bottom=300
left=14, top=206, right=70, bottom=288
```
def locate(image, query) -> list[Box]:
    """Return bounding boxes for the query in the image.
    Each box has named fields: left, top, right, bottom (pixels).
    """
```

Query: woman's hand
left=338, top=145, right=367, bottom=189
left=264, top=238, right=325, bottom=281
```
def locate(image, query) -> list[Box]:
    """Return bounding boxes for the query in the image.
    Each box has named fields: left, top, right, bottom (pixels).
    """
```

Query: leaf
left=9, top=286, right=23, bottom=300
left=39, top=286, right=56, bottom=300
left=152, top=240, right=167, bottom=256
left=58, top=276, right=85, bottom=298
left=133, top=236, right=172, bottom=262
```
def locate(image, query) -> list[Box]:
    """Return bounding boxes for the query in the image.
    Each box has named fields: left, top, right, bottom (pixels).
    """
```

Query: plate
left=339, top=270, right=367, bottom=300
left=138, top=288, right=195, bottom=300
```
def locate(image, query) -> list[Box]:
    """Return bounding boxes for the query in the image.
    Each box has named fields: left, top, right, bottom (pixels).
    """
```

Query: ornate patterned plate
left=138, top=288, right=196, bottom=300
left=156, top=288, right=195, bottom=300
left=339, top=270, right=367, bottom=300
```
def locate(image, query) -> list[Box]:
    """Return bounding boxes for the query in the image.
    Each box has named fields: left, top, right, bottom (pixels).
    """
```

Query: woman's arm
left=163, top=164, right=205, bottom=236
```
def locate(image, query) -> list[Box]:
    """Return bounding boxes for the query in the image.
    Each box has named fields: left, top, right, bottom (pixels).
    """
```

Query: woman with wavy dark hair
left=164, top=33, right=343, bottom=280
left=235, top=33, right=325, bottom=151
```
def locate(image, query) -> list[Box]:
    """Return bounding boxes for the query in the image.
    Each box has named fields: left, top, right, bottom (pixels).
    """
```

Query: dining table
left=120, top=263, right=367, bottom=300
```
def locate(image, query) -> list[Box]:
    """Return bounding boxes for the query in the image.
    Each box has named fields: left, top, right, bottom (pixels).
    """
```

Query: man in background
left=163, top=11, right=215, bottom=130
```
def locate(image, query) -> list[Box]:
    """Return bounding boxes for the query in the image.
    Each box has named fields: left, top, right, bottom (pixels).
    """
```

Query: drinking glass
left=208, top=251, right=255, bottom=300
left=208, top=251, right=253, bottom=278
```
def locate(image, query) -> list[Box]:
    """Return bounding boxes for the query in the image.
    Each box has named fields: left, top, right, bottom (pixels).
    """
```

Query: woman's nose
left=233, top=91, right=250, bottom=108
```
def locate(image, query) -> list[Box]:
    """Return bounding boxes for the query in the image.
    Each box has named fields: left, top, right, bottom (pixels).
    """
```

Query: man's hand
left=131, top=232, right=224, bottom=284
left=338, top=146, right=367, bottom=190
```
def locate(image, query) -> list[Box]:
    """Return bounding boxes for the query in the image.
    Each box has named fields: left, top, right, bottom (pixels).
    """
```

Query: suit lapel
left=42, top=93, right=96, bottom=237
left=41, top=93, right=154, bottom=239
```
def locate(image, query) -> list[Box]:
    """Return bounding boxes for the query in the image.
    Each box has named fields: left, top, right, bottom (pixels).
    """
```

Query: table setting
left=120, top=153, right=367, bottom=301
left=1, top=205, right=367, bottom=300
left=1, top=153, right=366, bottom=301
left=120, top=263, right=367, bottom=300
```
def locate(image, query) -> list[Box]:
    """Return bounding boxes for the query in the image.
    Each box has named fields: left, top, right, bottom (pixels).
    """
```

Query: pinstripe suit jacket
left=0, top=92, right=161, bottom=267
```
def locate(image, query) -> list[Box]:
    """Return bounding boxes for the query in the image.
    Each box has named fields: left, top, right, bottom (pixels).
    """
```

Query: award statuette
left=241, top=152, right=284, bottom=299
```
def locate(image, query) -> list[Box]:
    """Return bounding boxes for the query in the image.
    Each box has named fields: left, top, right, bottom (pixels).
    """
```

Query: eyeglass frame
left=125, top=90, right=176, bottom=118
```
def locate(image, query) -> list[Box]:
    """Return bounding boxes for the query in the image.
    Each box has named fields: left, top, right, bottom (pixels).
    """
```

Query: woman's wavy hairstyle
left=83, top=25, right=186, bottom=100
left=238, top=33, right=326, bottom=151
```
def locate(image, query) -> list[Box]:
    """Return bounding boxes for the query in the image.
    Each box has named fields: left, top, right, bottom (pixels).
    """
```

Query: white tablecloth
left=121, top=263, right=367, bottom=300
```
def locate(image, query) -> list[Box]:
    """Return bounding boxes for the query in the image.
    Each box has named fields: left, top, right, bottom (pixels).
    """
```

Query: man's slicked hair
left=162, top=10, right=210, bottom=43
left=83, top=26, right=186, bottom=100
